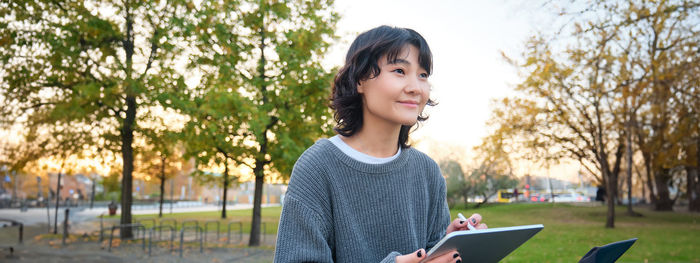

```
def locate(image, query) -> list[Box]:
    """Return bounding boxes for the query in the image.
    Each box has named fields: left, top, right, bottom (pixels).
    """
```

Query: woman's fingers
left=447, top=218, right=471, bottom=233
left=454, top=217, right=470, bottom=229
left=468, top=213, right=483, bottom=228
left=397, top=249, right=463, bottom=263
left=449, top=213, right=488, bottom=233
left=424, top=250, right=462, bottom=263
left=395, top=248, right=426, bottom=263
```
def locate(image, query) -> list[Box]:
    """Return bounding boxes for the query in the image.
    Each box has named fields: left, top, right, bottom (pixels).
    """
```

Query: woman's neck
left=340, top=122, right=401, bottom=158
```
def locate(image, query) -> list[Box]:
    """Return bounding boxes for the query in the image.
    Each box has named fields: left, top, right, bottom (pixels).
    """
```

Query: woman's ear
left=357, top=81, right=364, bottom=94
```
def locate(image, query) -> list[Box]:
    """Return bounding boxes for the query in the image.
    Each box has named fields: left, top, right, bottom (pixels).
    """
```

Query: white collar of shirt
left=329, top=135, right=401, bottom=164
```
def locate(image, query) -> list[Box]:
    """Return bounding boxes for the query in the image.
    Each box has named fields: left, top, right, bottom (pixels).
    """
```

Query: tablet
left=422, top=224, right=544, bottom=263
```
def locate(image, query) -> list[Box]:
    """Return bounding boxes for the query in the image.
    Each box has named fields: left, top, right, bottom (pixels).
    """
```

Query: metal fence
left=97, top=218, right=247, bottom=258
left=0, top=218, right=22, bottom=257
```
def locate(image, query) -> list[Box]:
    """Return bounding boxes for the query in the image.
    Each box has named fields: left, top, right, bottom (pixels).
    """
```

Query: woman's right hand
left=395, top=249, right=462, bottom=263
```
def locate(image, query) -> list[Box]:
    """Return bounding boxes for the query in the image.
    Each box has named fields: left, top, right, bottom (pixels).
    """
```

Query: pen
left=458, top=213, right=476, bottom=230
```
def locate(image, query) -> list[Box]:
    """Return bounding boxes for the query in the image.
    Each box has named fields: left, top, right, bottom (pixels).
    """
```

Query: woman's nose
left=404, top=77, right=421, bottom=94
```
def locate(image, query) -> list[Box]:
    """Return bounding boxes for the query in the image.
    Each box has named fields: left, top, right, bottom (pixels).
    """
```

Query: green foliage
left=0, top=0, right=343, bottom=244
left=137, top=128, right=184, bottom=182
left=101, top=172, right=121, bottom=193
left=99, top=172, right=121, bottom=201
left=441, top=159, right=474, bottom=208
left=1, top=0, right=195, bottom=232
left=469, top=168, right=518, bottom=205
left=0, top=0, right=186, bottom=154
left=441, top=157, right=518, bottom=208
left=172, top=0, right=338, bottom=244
left=179, top=0, right=338, bottom=181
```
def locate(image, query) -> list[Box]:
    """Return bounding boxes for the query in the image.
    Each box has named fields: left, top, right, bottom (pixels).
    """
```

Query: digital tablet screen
left=422, top=224, right=544, bottom=263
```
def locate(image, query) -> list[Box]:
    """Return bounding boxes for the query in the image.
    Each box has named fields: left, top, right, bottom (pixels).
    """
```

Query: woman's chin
left=400, top=120, right=419, bottom=126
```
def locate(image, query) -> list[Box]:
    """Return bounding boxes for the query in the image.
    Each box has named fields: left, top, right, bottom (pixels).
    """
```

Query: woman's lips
left=398, top=101, right=419, bottom=108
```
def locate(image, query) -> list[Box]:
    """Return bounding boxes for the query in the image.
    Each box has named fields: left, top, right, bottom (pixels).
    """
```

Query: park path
left=2, top=240, right=275, bottom=262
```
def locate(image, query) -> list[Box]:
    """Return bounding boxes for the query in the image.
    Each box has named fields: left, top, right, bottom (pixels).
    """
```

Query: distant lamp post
left=90, top=174, right=96, bottom=210
left=1, top=165, right=8, bottom=193
left=3, top=174, right=9, bottom=192
left=11, top=170, right=17, bottom=203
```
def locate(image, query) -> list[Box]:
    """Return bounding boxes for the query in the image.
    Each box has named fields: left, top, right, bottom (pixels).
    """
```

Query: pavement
left=0, top=204, right=279, bottom=262
left=1, top=240, right=276, bottom=262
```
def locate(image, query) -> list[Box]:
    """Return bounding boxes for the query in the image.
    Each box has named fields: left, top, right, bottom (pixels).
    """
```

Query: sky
left=326, top=0, right=583, bottom=181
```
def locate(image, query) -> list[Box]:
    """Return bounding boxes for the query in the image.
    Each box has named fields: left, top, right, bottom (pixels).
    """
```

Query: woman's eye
left=392, top=68, right=405, bottom=74
left=419, top=73, right=428, bottom=78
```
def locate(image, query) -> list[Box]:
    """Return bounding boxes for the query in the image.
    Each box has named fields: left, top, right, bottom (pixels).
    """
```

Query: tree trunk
left=653, top=168, right=673, bottom=211
left=604, top=169, right=616, bottom=228
left=692, top=138, right=700, bottom=212
left=120, top=95, right=136, bottom=238
left=249, top=162, right=264, bottom=246
left=120, top=1, right=136, bottom=239
left=159, top=157, right=166, bottom=218
left=687, top=166, right=699, bottom=212
left=462, top=190, right=470, bottom=207
left=90, top=176, right=96, bottom=209
left=475, top=194, right=488, bottom=208
left=221, top=157, right=229, bottom=219
left=159, top=176, right=165, bottom=218
left=695, top=167, right=700, bottom=212
left=697, top=139, right=700, bottom=211
left=625, top=123, right=638, bottom=216
left=249, top=17, right=268, bottom=247
left=53, top=170, right=62, bottom=234
left=636, top=165, right=646, bottom=203
left=643, top=153, right=657, bottom=205
left=11, top=172, right=17, bottom=204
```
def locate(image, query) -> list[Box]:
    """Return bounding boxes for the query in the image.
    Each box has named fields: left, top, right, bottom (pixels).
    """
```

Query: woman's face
left=358, top=45, right=430, bottom=127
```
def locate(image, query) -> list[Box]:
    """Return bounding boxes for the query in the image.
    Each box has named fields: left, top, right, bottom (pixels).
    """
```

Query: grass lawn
left=452, top=203, right=700, bottom=263
left=126, top=203, right=699, bottom=262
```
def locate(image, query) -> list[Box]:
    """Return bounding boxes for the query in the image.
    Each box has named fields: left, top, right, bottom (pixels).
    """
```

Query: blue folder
left=578, top=238, right=638, bottom=263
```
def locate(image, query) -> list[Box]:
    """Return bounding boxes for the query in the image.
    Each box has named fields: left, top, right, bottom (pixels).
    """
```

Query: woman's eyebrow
left=387, top=58, right=411, bottom=66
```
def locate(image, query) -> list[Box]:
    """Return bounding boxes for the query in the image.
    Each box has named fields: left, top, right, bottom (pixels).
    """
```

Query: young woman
left=274, top=26, right=487, bottom=263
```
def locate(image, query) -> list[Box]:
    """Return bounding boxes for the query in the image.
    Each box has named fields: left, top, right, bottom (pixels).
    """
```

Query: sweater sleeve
left=274, top=193, right=334, bottom=262
left=380, top=251, right=402, bottom=263
left=425, top=162, right=451, bottom=251
left=274, top=147, right=335, bottom=262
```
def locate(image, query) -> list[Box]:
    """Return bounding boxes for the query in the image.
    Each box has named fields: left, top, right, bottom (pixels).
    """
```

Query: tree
left=137, top=130, right=183, bottom=218
left=487, top=0, right=699, bottom=227
left=494, top=18, right=628, bottom=228
left=184, top=0, right=338, bottom=246
left=471, top=132, right=518, bottom=208
left=440, top=159, right=473, bottom=208
left=101, top=172, right=121, bottom=201
left=605, top=0, right=700, bottom=211
left=178, top=84, right=250, bottom=219
left=0, top=0, right=192, bottom=238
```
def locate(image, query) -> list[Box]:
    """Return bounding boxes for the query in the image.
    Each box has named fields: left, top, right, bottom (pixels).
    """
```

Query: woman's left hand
left=446, top=213, right=487, bottom=234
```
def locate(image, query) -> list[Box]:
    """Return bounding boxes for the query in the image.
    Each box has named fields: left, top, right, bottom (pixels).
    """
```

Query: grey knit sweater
left=274, top=139, right=450, bottom=262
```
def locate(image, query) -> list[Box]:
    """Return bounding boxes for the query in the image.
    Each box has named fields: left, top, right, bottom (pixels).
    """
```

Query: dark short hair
left=330, top=25, right=436, bottom=149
